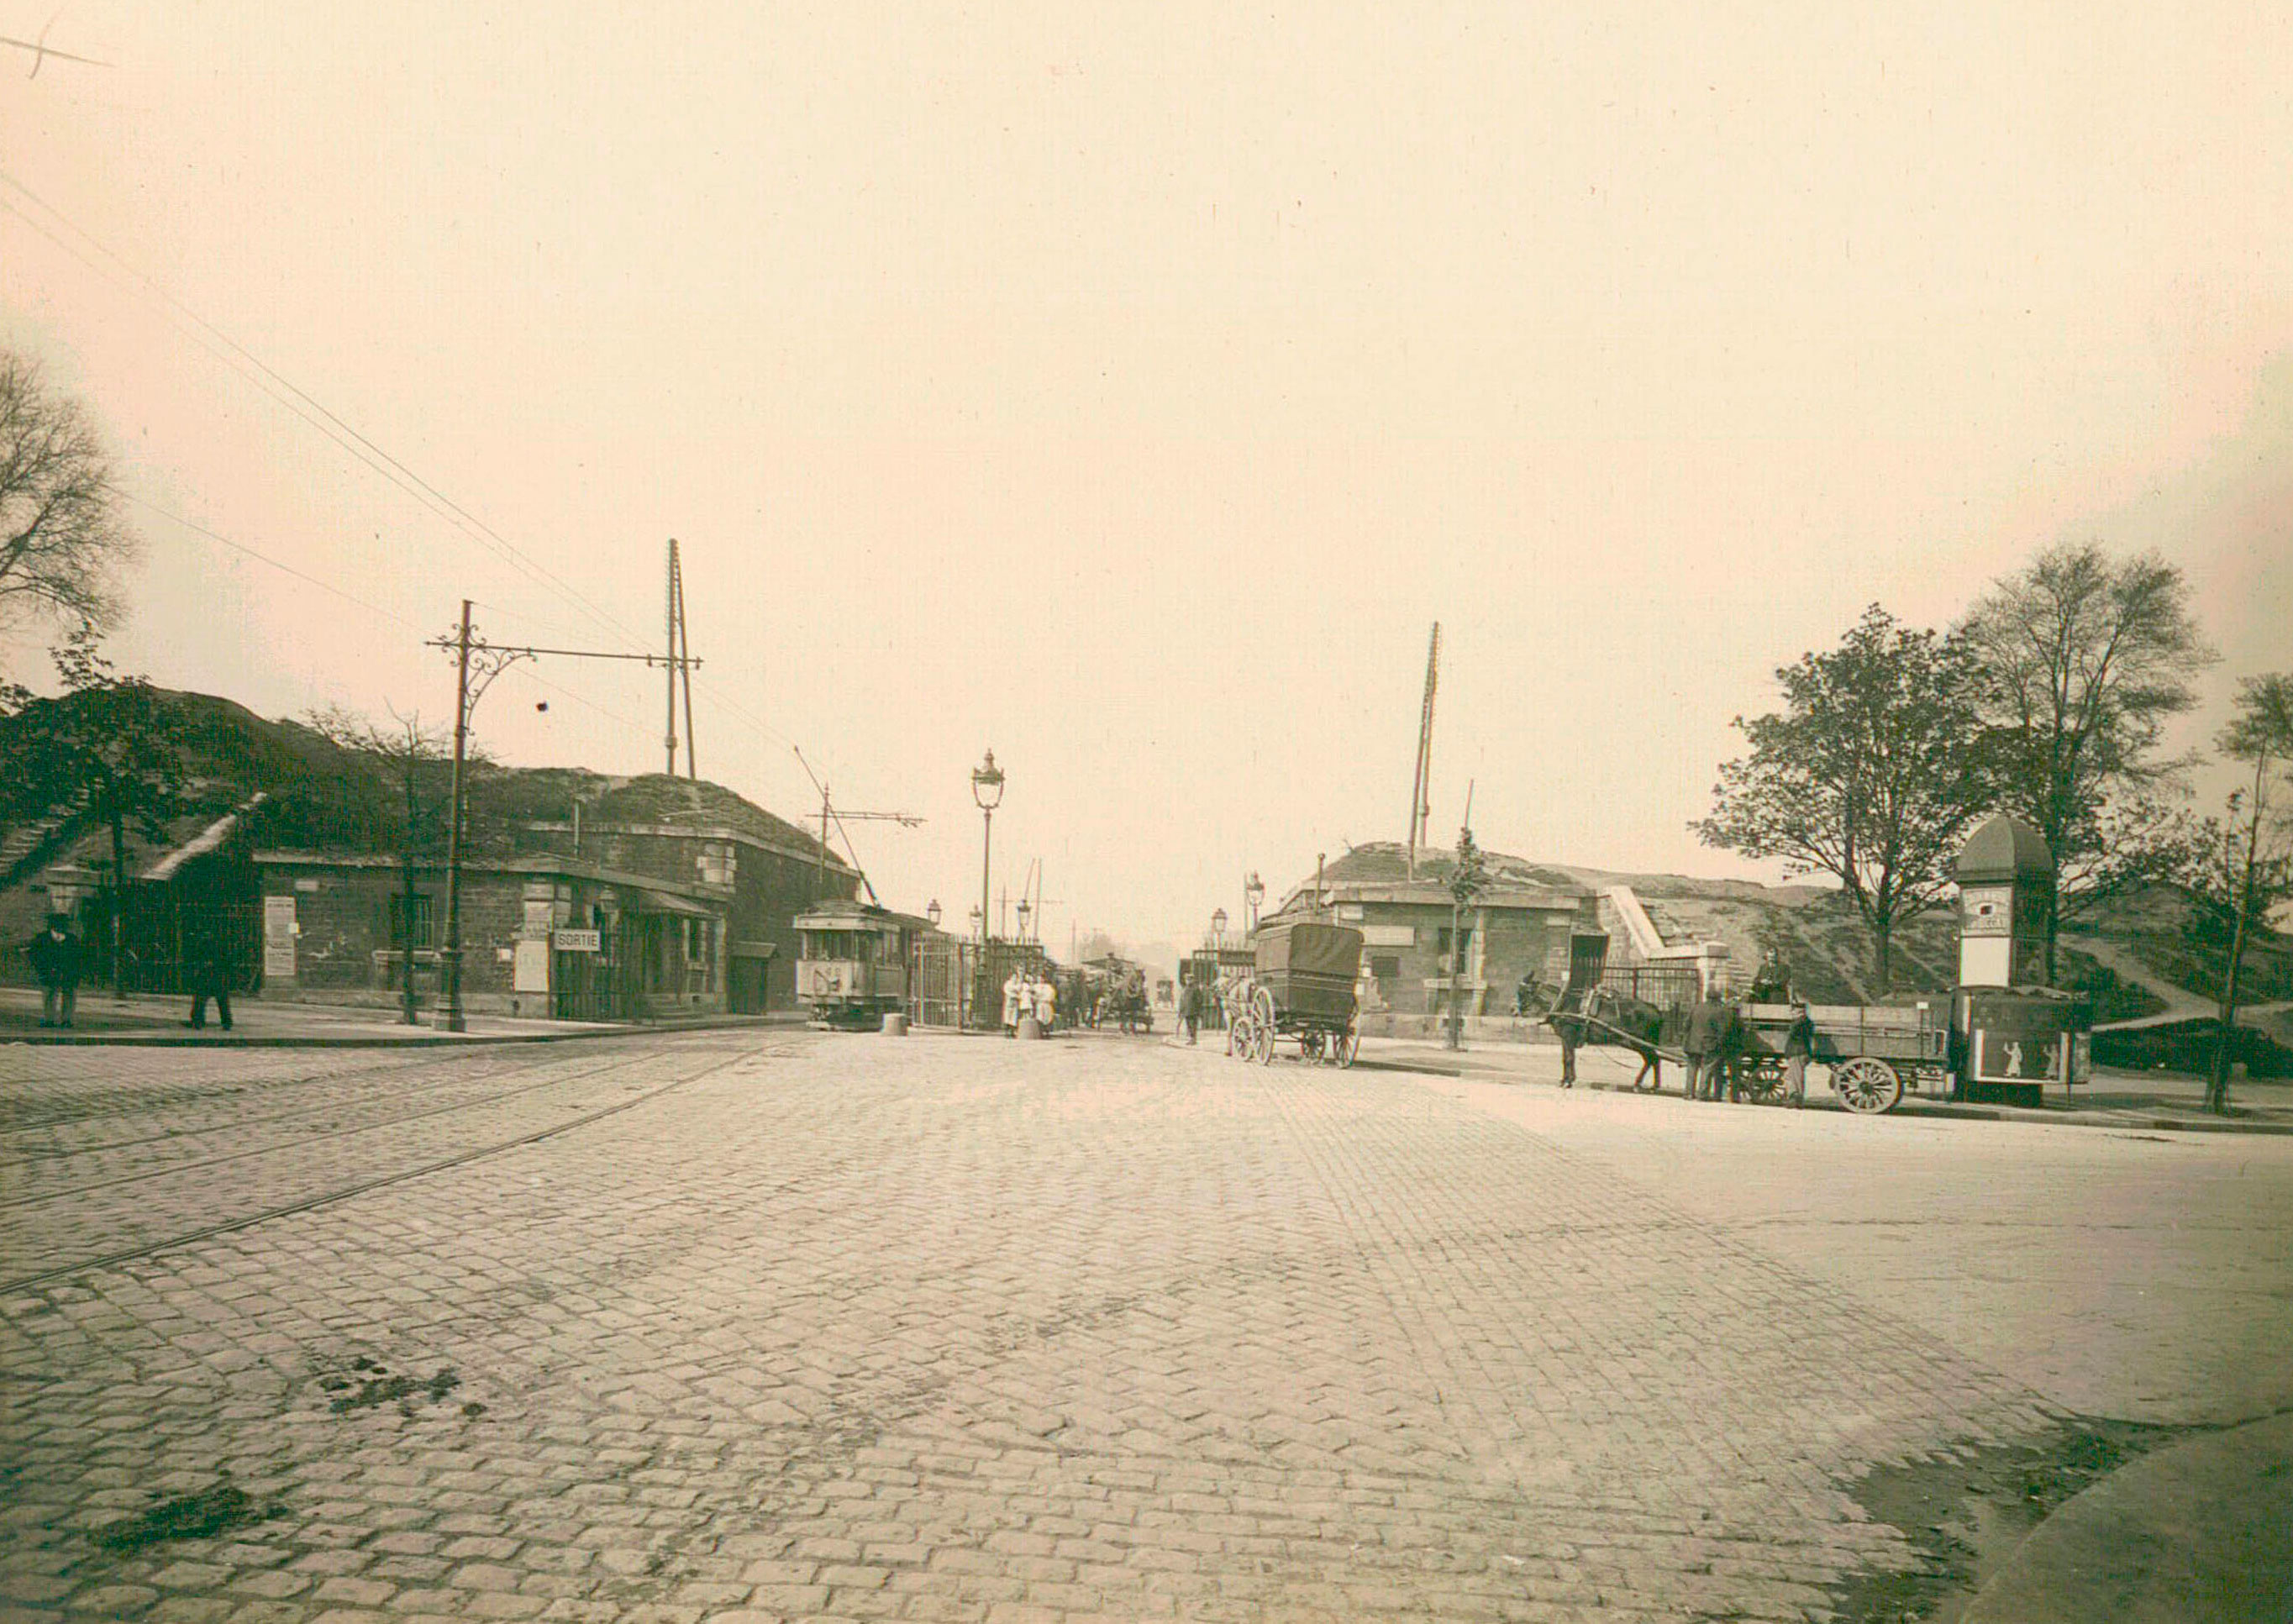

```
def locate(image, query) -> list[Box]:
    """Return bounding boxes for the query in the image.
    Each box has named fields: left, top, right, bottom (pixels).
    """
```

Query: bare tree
left=1959, top=542, right=2216, bottom=981
left=305, top=704, right=453, bottom=1025
left=0, top=352, right=136, bottom=641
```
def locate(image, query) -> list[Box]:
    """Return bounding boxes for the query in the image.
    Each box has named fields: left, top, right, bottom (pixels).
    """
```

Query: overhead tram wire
left=124, top=496, right=656, bottom=739
left=0, top=180, right=853, bottom=806
left=0, top=172, right=651, bottom=659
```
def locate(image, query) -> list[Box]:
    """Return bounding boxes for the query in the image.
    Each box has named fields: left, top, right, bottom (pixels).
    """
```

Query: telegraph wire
left=1, top=173, right=878, bottom=814
left=0, top=170, right=651, bottom=656
left=126, top=495, right=655, bottom=738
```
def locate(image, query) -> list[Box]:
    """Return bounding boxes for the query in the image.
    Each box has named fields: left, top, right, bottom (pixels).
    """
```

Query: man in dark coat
left=1784, top=1001, right=1817, bottom=1106
left=28, top=912, right=83, bottom=1028
left=1684, top=991, right=1735, bottom=1101
left=186, top=928, right=235, bottom=1032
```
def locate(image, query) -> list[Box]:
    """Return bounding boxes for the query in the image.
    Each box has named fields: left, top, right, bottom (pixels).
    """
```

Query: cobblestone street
left=3, top=1031, right=2287, bottom=1622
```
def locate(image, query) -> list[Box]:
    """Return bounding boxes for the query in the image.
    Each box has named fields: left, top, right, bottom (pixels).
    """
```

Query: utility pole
left=426, top=610, right=702, bottom=1031
left=440, top=601, right=474, bottom=1033
left=1407, top=623, right=1440, bottom=880
left=792, top=748, right=921, bottom=905
left=663, top=538, right=699, bottom=779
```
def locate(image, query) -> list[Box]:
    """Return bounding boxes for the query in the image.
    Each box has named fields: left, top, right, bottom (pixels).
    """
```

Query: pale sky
left=3, top=3, right=2290, bottom=954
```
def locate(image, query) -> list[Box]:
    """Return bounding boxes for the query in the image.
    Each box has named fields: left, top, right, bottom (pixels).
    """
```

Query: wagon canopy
left=1254, top=921, right=1365, bottom=980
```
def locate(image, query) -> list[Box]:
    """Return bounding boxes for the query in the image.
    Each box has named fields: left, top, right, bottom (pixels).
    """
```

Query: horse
left=1519, top=979, right=1667, bottom=1091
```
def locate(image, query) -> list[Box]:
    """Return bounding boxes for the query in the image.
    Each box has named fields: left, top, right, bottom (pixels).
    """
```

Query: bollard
left=881, top=1012, right=909, bottom=1036
left=1016, top=1016, right=1044, bottom=1041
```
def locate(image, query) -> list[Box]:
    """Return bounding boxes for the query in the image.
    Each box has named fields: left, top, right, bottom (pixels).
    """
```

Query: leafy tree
left=0, top=629, right=188, bottom=988
left=1695, top=606, right=1990, bottom=994
left=1, top=352, right=136, bottom=644
left=1445, top=823, right=1488, bottom=1049
left=1959, top=542, right=2216, bottom=980
left=2188, top=675, right=2293, bottom=1113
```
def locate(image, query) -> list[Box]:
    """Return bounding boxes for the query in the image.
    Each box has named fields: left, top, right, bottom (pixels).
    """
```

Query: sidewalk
left=1350, top=1033, right=2293, bottom=1135
left=1959, top=1409, right=2293, bottom=1624
left=0, top=987, right=790, bottom=1047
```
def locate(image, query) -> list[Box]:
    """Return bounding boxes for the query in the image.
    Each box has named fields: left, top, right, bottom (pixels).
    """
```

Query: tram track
left=0, top=1042, right=751, bottom=1296
left=0, top=1043, right=607, bottom=1165
left=0, top=1049, right=464, bottom=1140
left=0, top=1046, right=671, bottom=1212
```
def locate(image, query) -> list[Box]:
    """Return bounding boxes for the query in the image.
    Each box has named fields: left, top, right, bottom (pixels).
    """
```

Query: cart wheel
left=1226, top=1016, right=1251, bottom=1058
left=1738, top=1059, right=1791, bottom=1105
left=1251, top=1022, right=1276, bottom=1065
left=1333, top=1028, right=1359, bottom=1069
left=1251, top=986, right=1277, bottom=1031
left=1834, top=1057, right=1903, bottom=1114
left=1300, top=1030, right=1326, bottom=1064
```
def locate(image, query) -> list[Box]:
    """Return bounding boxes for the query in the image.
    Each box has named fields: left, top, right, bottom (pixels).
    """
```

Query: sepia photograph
left=3, top=5, right=2290, bottom=1621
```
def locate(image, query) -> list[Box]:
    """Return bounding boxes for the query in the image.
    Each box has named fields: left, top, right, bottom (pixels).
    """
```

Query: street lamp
left=1211, top=907, right=1228, bottom=948
left=926, top=899, right=941, bottom=929
left=1016, top=898, right=1033, bottom=943
left=1244, top=871, right=1265, bottom=935
left=971, top=750, right=1003, bottom=949
left=968, top=903, right=982, bottom=941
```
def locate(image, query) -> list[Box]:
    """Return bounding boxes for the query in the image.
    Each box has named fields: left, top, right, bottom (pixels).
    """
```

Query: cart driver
left=1784, top=1001, right=1816, bottom=1107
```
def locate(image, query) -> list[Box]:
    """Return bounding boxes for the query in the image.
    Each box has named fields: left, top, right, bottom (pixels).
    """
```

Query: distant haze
left=4, top=3, right=2290, bottom=949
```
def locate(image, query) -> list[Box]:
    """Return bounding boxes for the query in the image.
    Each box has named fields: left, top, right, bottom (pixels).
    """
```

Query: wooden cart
left=1228, top=921, right=1365, bottom=1066
left=1733, top=1001, right=1953, bottom=1113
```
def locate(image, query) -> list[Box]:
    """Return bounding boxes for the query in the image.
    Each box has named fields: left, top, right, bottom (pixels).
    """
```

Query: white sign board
left=263, top=895, right=297, bottom=980
left=552, top=928, right=602, bottom=953
left=1360, top=924, right=1417, bottom=949
left=513, top=939, right=551, bottom=993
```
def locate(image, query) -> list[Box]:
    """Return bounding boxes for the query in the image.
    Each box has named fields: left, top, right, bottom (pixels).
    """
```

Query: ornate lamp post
left=971, top=750, right=1003, bottom=944
left=1244, top=872, right=1265, bottom=936
left=1211, top=907, right=1228, bottom=949
left=1016, top=898, right=1033, bottom=944
left=968, top=903, right=982, bottom=941
left=926, top=899, right=941, bottom=929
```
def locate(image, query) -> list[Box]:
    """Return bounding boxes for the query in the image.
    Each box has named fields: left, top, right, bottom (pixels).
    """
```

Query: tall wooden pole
left=676, top=544, right=697, bottom=779
left=664, top=539, right=679, bottom=777
left=440, top=599, right=472, bottom=1033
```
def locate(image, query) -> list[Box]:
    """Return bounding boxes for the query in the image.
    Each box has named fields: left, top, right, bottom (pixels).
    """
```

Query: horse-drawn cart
left=1227, top=921, right=1365, bottom=1066
left=1730, top=1001, right=1953, bottom=1112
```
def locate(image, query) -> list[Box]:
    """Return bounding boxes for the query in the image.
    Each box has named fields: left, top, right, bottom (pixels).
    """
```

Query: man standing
left=1181, top=975, right=1201, bottom=1045
left=1684, top=990, right=1731, bottom=1101
left=186, top=928, right=234, bottom=1032
left=28, top=911, right=83, bottom=1029
left=1784, top=1001, right=1817, bottom=1107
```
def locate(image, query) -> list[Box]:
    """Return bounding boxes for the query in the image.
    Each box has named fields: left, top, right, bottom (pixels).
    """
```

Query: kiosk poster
left=1967, top=995, right=2074, bottom=1085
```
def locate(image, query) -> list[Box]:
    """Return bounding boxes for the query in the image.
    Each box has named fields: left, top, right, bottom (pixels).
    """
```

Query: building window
left=389, top=893, right=434, bottom=949
left=1370, top=954, right=1401, bottom=984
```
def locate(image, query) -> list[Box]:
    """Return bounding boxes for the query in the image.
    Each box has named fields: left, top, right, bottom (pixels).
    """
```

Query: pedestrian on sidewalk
left=1181, top=977, right=1202, bottom=1045
left=27, top=912, right=83, bottom=1028
left=1783, top=1001, right=1816, bottom=1107
left=185, top=928, right=234, bottom=1032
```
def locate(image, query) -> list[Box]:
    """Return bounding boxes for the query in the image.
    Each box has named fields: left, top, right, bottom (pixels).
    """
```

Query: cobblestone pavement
left=0, top=1031, right=2192, bottom=1622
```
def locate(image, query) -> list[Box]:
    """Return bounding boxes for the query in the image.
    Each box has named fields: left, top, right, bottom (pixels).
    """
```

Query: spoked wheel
left=1738, top=1059, right=1791, bottom=1106
left=1331, top=1027, right=1359, bottom=1069
left=1249, top=1020, right=1277, bottom=1065
left=1299, top=1030, right=1327, bottom=1064
left=1834, top=1057, right=1904, bottom=1114
left=1226, top=1016, right=1253, bottom=1058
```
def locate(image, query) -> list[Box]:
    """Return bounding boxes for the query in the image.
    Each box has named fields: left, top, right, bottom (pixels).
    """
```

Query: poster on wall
left=513, top=939, right=551, bottom=993
left=262, top=895, right=297, bottom=980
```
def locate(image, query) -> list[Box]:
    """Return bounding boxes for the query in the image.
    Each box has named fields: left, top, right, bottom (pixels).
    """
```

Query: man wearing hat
left=27, top=911, right=85, bottom=1029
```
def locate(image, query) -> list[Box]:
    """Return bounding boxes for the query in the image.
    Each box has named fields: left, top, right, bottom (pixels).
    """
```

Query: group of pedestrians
left=22, top=912, right=236, bottom=1033
left=1000, top=968, right=1056, bottom=1034
left=1681, top=989, right=1815, bottom=1105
